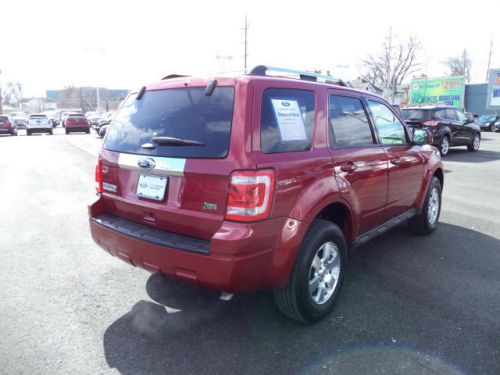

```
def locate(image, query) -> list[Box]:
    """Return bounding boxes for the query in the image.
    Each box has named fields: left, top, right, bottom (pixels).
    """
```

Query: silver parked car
left=26, top=114, right=53, bottom=136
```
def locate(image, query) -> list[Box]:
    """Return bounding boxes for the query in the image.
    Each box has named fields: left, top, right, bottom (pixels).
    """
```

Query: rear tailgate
left=0, top=117, right=9, bottom=128
left=68, top=116, right=88, bottom=126
left=98, top=84, right=239, bottom=241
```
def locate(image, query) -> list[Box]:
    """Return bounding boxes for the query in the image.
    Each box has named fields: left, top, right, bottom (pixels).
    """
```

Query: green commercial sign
left=409, top=76, right=465, bottom=108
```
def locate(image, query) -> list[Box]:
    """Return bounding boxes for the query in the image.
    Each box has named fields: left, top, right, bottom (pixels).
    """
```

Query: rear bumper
left=0, top=128, right=14, bottom=134
left=66, top=126, right=89, bottom=131
left=89, top=197, right=308, bottom=293
left=27, top=127, right=52, bottom=132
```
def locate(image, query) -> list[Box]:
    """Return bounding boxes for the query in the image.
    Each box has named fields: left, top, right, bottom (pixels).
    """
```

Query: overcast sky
left=1, top=0, right=499, bottom=97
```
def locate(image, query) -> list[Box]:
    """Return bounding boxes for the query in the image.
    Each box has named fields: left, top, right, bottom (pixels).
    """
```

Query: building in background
left=46, top=87, right=129, bottom=112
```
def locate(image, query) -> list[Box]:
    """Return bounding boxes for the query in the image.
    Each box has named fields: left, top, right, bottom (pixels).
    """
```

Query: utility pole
left=486, top=38, right=493, bottom=82
left=96, top=87, right=101, bottom=113
left=79, top=86, right=84, bottom=113
left=243, top=14, right=249, bottom=73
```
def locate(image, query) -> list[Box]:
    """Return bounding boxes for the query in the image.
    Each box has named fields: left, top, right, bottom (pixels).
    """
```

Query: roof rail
left=249, top=65, right=347, bottom=86
left=161, top=74, right=190, bottom=80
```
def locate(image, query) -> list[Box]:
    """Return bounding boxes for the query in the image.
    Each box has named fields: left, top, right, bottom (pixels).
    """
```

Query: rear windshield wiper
left=152, top=136, right=205, bottom=146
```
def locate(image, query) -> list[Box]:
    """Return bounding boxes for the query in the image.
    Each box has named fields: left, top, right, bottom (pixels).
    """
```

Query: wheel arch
left=314, top=201, right=354, bottom=244
left=433, top=167, right=444, bottom=190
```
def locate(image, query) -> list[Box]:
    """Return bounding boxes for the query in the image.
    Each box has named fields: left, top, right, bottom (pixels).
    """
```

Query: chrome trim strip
left=118, top=153, right=186, bottom=176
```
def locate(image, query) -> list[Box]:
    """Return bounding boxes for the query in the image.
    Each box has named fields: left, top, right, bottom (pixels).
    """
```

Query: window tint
left=104, top=87, right=234, bottom=158
left=445, top=109, right=457, bottom=120
left=367, top=100, right=407, bottom=145
left=260, top=89, right=315, bottom=153
left=329, top=95, right=374, bottom=147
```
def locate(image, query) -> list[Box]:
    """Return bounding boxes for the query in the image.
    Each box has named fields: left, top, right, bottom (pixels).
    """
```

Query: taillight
left=225, top=170, right=275, bottom=222
left=95, top=159, right=103, bottom=193
left=423, top=120, right=439, bottom=126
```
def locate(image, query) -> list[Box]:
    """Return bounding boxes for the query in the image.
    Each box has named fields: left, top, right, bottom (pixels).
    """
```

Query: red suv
left=64, top=113, right=90, bottom=134
left=89, top=66, right=443, bottom=323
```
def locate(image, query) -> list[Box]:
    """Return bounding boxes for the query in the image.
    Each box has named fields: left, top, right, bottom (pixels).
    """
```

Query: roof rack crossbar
left=249, top=65, right=347, bottom=86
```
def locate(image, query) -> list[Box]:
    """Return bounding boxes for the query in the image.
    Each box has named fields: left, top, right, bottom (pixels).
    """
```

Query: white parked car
left=26, top=114, right=53, bottom=136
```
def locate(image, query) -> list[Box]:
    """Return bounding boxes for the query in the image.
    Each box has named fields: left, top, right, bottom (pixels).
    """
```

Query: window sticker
left=271, top=99, right=308, bottom=141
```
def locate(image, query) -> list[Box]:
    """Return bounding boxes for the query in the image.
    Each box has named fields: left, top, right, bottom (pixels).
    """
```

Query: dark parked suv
left=89, top=66, right=444, bottom=322
left=402, top=106, right=481, bottom=156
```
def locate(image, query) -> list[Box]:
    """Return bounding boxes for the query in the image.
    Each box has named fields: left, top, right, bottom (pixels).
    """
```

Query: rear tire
left=408, top=177, right=442, bottom=235
left=26, top=130, right=31, bottom=136
left=49, top=130, right=53, bottom=135
left=439, top=136, right=450, bottom=156
left=274, top=220, right=347, bottom=323
left=467, top=134, right=480, bottom=152
left=65, top=129, right=69, bottom=135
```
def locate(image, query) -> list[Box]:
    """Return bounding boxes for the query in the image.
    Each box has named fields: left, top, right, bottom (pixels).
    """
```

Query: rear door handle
left=390, top=157, right=401, bottom=166
left=340, top=161, right=358, bottom=173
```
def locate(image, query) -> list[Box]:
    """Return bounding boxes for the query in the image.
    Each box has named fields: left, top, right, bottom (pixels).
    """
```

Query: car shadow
left=444, top=148, right=500, bottom=163
left=103, top=223, right=500, bottom=375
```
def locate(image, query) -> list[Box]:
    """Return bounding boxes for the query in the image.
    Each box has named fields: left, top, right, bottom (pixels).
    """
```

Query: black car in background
left=476, top=114, right=499, bottom=132
left=402, top=106, right=481, bottom=156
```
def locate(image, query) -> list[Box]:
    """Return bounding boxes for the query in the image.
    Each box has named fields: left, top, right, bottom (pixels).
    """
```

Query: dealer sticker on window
left=271, top=99, right=307, bottom=141
left=136, top=174, right=168, bottom=201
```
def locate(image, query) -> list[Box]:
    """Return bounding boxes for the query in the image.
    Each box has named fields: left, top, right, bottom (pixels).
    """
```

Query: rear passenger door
left=455, top=109, right=475, bottom=144
left=443, top=108, right=464, bottom=145
left=328, top=91, right=388, bottom=235
left=365, top=98, right=426, bottom=222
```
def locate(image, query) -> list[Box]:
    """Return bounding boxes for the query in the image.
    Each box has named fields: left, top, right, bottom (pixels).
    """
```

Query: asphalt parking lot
left=0, top=128, right=499, bottom=375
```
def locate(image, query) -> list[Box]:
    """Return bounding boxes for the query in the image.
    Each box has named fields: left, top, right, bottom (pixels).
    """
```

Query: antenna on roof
left=161, top=74, right=190, bottom=80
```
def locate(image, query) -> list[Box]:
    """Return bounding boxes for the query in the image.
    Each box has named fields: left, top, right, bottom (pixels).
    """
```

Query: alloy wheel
left=309, top=242, right=341, bottom=305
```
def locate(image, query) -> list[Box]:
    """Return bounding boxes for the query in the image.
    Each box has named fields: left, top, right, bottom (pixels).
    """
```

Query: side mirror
left=413, top=128, right=432, bottom=145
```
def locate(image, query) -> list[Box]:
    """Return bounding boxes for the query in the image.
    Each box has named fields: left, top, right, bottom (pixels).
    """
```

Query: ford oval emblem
left=139, top=183, right=148, bottom=188
left=282, top=101, right=290, bottom=107
left=138, top=158, right=155, bottom=169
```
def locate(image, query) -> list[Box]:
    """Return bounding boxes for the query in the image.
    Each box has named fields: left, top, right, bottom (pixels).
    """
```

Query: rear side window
left=456, top=110, right=468, bottom=122
left=260, top=89, right=315, bottom=153
left=329, top=95, right=375, bottom=147
left=445, top=109, right=457, bottom=120
left=367, top=100, right=407, bottom=145
left=104, top=87, right=234, bottom=158
left=0, top=116, right=8, bottom=121
left=433, top=109, right=446, bottom=119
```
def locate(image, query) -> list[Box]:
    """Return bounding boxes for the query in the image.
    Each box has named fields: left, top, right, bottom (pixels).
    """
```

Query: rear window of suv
left=260, top=89, right=315, bottom=153
left=402, top=109, right=431, bottom=121
left=104, top=87, right=234, bottom=159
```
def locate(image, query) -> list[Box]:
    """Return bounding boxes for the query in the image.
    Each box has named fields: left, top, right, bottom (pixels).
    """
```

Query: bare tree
left=445, top=49, right=472, bottom=82
left=362, top=29, right=422, bottom=102
left=2, top=81, right=23, bottom=108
